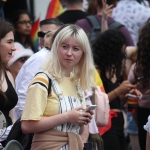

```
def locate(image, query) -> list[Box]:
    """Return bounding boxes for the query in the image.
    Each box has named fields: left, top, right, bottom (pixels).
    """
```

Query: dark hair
left=51, top=24, right=70, bottom=44
left=9, top=9, right=34, bottom=52
left=135, top=22, right=150, bottom=87
left=87, top=0, right=97, bottom=15
left=65, top=0, right=82, bottom=4
left=40, top=18, right=64, bottom=27
left=97, top=0, right=118, bottom=8
left=0, top=18, right=14, bottom=100
left=92, top=29, right=126, bottom=81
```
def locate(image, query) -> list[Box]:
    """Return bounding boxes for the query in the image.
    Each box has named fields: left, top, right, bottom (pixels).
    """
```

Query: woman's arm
left=126, top=46, right=137, bottom=61
left=21, top=107, right=92, bottom=134
left=107, top=80, right=136, bottom=102
left=101, top=0, right=113, bottom=33
left=9, top=108, right=16, bottom=124
left=146, top=132, right=150, bottom=150
left=80, top=125, right=89, bottom=143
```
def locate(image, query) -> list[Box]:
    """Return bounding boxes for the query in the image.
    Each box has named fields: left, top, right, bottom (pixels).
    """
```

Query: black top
left=0, top=72, right=18, bottom=127
left=102, top=77, right=121, bottom=109
left=57, top=10, right=89, bottom=24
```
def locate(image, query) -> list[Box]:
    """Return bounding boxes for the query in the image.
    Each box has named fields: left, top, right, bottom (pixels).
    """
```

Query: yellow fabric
left=21, top=73, right=86, bottom=121
left=94, top=69, right=105, bottom=92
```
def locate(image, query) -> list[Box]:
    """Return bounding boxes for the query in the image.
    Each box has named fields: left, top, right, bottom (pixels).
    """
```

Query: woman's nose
left=12, top=44, right=16, bottom=51
left=67, top=48, right=72, bottom=56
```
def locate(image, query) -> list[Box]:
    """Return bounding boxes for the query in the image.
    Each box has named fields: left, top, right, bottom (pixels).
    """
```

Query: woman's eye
left=73, top=47, right=79, bottom=51
left=62, top=45, right=68, bottom=49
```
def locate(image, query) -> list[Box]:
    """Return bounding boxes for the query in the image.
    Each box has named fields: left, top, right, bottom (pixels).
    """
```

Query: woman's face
left=0, top=31, right=15, bottom=64
left=16, top=14, right=32, bottom=36
left=10, top=56, right=29, bottom=79
left=57, top=36, right=84, bottom=71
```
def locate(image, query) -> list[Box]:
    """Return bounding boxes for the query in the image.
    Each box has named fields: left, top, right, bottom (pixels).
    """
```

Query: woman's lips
left=65, top=59, right=73, bottom=62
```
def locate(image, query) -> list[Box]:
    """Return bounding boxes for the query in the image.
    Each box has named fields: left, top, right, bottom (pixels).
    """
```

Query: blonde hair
left=41, top=24, right=95, bottom=91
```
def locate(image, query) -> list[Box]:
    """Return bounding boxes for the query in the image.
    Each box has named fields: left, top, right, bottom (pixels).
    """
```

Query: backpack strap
left=35, top=72, right=51, bottom=96
left=108, top=21, right=124, bottom=29
left=91, top=88, right=95, bottom=105
left=43, top=71, right=63, bottom=96
left=86, top=16, right=101, bottom=29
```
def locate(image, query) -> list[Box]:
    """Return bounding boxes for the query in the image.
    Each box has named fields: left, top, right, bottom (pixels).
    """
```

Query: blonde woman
left=21, top=24, right=95, bottom=150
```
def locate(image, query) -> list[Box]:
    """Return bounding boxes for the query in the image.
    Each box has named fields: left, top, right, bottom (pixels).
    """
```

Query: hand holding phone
left=133, top=76, right=144, bottom=84
left=127, top=93, right=140, bottom=100
left=85, top=105, right=97, bottom=112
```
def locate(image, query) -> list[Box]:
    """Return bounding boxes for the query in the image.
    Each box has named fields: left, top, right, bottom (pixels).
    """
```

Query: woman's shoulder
left=29, top=72, right=50, bottom=89
left=6, top=71, right=15, bottom=88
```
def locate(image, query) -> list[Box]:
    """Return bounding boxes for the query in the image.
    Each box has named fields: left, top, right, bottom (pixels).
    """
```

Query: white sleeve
left=144, top=116, right=150, bottom=133
left=15, top=57, right=44, bottom=120
left=0, top=125, right=12, bottom=142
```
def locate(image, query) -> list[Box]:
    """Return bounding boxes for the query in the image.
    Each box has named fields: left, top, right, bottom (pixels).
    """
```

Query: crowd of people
left=1, top=0, right=150, bottom=150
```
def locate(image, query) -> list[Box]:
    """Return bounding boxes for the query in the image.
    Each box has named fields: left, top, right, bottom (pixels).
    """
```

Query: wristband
left=113, top=90, right=118, bottom=97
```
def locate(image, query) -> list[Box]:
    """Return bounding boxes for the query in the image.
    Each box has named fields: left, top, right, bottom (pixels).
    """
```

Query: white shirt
left=112, top=0, right=150, bottom=46
left=144, top=115, right=150, bottom=133
left=15, top=47, right=50, bottom=120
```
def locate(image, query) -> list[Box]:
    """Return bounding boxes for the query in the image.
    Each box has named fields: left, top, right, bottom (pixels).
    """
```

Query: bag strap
left=35, top=72, right=51, bottom=95
left=43, top=71, right=63, bottom=96
left=91, top=88, right=95, bottom=105
left=86, top=15, right=101, bottom=29
left=108, top=21, right=123, bottom=29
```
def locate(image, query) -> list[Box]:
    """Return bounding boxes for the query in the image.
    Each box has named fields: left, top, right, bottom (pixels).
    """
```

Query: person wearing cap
left=8, top=42, right=33, bottom=79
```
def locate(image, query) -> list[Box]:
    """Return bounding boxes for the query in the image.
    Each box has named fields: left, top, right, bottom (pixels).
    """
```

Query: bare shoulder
left=6, top=71, right=15, bottom=88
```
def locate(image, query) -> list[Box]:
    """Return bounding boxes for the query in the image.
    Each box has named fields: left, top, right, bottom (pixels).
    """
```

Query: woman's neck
left=106, top=71, right=117, bottom=83
left=63, top=68, right=73, bottom=77
left=21, top=36, right=27, bottom=44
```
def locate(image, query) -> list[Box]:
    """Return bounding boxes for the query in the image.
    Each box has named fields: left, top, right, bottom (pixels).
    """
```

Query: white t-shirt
left=112, top=0, right=150, bottom=46
left=144, top=115, right=150, bottom=133
left=15, top=47, right=50, bottom=120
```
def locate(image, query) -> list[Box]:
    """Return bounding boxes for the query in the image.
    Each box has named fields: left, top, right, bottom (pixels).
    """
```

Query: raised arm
left=101, top=0, right=113, bottom=33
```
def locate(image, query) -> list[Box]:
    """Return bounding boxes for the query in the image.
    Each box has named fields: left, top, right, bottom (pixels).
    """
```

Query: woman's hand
left=128, top=88, right=142, bottom=99
left=115, top=80, right=136, bottom=96
left=64, top=106, right=93, bottom=125
left=101, top=0, right=113, bottom=33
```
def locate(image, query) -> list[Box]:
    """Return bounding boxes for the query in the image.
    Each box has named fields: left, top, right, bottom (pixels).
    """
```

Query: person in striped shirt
left=21, top=24, right=95, bottom=150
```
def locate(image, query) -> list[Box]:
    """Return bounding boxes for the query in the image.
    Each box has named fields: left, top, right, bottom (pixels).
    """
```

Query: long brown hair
left=135, top=22, right=150, bottom=87
left=0, top=18, right=14, bottom=99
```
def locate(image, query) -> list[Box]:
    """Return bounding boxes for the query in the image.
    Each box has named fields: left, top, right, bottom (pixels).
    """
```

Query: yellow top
left=21, top=73, right=86, bottom=121
left=95, top=69, right=105, bottom=92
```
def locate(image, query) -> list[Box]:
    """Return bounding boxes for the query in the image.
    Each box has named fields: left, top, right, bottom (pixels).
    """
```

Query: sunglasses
left=37, top=31, right=51, bottom=38
left=17, top=57, right=29, bottom=63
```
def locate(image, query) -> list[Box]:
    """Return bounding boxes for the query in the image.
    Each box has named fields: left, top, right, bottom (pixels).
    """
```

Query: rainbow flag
left=31, top=18, right=40, bottom=52
left=46, top=0, right=64, bottom=18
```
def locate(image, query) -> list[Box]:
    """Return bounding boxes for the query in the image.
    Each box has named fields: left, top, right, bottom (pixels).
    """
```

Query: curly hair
left=135, top=22, right=150, bottom=87
left=92, top=29, right=126, bottom=81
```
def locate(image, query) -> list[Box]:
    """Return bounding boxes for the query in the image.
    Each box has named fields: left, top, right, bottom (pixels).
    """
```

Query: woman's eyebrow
left=7, top=39, right=14, bottom=42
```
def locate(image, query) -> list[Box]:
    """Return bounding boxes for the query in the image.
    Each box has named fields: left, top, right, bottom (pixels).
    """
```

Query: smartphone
left=85, top=105, right=97, bottom=112
left=133, top=76, right=144, bottom=84
left=127, top=94, right=140, bottom=100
